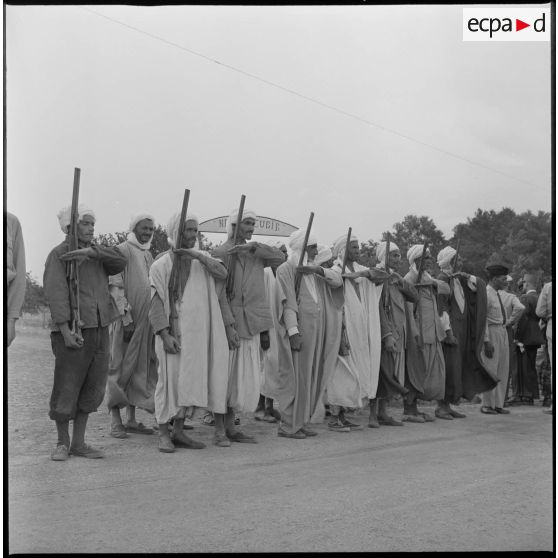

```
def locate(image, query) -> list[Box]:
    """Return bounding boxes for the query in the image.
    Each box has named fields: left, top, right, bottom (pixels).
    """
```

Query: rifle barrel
left=341, top=227, right=352, bottom=275
left=294, top=212, right=315, bottom=297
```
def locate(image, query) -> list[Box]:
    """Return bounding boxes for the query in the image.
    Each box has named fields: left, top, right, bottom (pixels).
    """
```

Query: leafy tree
left=22, top=273, right=47, bottom=314
left=452, top=208, right=551, bottom=280
left=388, top=215, right=446, bottom=260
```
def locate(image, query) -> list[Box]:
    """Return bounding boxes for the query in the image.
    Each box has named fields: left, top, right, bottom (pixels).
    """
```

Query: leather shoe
left=226, top=430, right=257, bottom=443
left=494, top=407, right=510, bottom=414
left=435, top=409, right=454, bottom=420
left=278, top=428, right=306, bottom=439
left=300, top=427, right=318, bottom=437
left=158, top=436, right=176, bottom=453
left=480, top=406, right=498, bottom=415
left=448, top=408, right=466, bottom=418
left=171, top=433, right=206, bottom=449
left=378, top=416, right=403, bottom=426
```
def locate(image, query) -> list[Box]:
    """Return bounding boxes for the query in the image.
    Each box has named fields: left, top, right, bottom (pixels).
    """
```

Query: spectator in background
left=536, top=279, right=553, bottom=415
left=6, top=212, right=26, bottom=347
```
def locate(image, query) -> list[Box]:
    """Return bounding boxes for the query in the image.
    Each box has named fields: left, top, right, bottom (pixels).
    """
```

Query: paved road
left=9, top=404, right=554, bottom=553
left=7, top=329, right=554, bottom=553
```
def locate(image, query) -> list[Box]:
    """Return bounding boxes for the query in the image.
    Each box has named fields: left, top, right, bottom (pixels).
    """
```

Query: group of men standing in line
left=17, top=203, right=550, bottom=460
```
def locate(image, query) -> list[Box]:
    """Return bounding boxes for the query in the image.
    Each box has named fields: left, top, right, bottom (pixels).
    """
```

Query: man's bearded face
left=347, top=240, right=360, bottom=262
left=134, top=219, right=154, bottom=245
left=77, top=215, right=95, bottom=244
left=388, top=250, right=401, bottom=270
left=238, top=218, right=255, bottom=241
left=180, top=220, right=198, bottom=249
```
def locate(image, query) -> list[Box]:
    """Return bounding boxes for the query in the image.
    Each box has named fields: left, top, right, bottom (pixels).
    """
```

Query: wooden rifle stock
left=341, top=227, right=352, bottom=275
left=67, top=167, right=82, bottom=337
left=294, top=212, right=314, bottom=298
left=226, top=194, right=246, bottom=301
left=415, top=240, right=429, bottom=346
left=451, top=238, right=461, bottom=275
left=338, top=226, right=352, bottom=356
left=168, top=188, right=191, bottom=339
left=383, top=232, right=392, bottom=313
left=416, top=241, right=429, bottom=284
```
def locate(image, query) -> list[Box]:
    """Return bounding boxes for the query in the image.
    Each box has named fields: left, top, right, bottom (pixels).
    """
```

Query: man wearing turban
left=149, top=212, right=231, bottom=451
left=105, top=212, right=159, bottom=438
left=403, top=244, right=450, bottom=422
left=254, top=239, right=288, bottom=423
left=274, top=229, right=343, bottom=438
left=479, top=259, right=524, bottom=414
left=435, top=245, right=497, bottom=419
left=212, top=208, right=286, bottom=444
left=326, top=234, right=388, bottom=430
left=44, top=204, right=127, bottom=460
left=375, top=240, right=418, bottom=425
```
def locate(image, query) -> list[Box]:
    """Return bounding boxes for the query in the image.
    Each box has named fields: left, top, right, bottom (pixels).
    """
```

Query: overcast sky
left=5, top=4, right=551, bottom=280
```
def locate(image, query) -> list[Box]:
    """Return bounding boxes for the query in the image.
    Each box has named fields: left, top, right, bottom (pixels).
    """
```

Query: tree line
left=22, top=207, right=552, bottom=314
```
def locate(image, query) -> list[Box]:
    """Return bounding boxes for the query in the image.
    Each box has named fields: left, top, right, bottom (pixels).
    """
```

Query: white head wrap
left=315, top=244, right=333, bottom=266
left=129, top=212, right=156, bottom=233
left=167, top=212, right=199, bottom=249
left=287, top=229, right=318, bottom=265
left=437, top=246, right=457, bottom=271
left=376, top=241, right=400, bottom=269
left=264, top=238, right=286, bottom=250
left=407, top=244, right=431, bottom=272
left=57, top=204, right=96, bottom=234
left=332, top=233, right=359, bottom=263
left=225, top=208, right=258, bottom=238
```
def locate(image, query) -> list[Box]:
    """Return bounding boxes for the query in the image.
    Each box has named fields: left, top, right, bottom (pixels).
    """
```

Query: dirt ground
left=7, top=325, right=555, bottom=553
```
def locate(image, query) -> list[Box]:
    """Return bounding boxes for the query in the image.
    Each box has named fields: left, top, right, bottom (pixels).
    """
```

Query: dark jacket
left=516, top=291, right=546, bottom=347
left=44, top=240, right=127, bottom=330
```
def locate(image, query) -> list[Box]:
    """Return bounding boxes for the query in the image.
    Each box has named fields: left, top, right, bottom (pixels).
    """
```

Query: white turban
left=315, top=244, right=333, bottom=266
left=376, top=241, right=400, bottom=269
left=167, top=212, right=199, bottom=248
left=287, top=229, right=318, bottom=265
left=332, top=233, right=359, bottom=263
left=225, top=208, right=258, bottom=238
left=437, top=246, right=457, bottom=271
left=129, top=212, right=156, bottom=233
left=407, top=244, right=431, bottom=271
left=57, top=204, right=96, bottom=234
left=264, top=238, right=286, bottom=250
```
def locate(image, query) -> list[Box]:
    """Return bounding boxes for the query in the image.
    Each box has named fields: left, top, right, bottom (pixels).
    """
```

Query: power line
left=81, top=6, right=548, bottom=191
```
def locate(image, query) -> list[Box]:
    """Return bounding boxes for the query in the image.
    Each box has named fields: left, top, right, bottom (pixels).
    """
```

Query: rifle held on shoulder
left=67, top=167, right=83, bottom=339
left=294, top=212, right=314, bottom=298
left=226, top=194, right=246, bottom=301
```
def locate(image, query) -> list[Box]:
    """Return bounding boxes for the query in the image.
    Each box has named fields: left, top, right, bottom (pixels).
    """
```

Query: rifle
left=338, top=226, right=352, bottom=356
left=294, top=212, right=314, bottom=298
left=341, top=227, right=352, bottom=275
left=416, top=241, right=429, bottom=284
left=225, top=194, right=246, bottom=301
left=451, top=238, right=461, bottom=275
left=415, top=240, right=429, bottom=346
left=383, top=232, right=392, bottom=314
left=67, top=167, right=83, bottom=340
left=168, top=188, right=191, bottom=339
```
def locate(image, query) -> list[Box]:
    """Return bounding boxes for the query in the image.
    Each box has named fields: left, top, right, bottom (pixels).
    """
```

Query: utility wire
left=81, top=6, right=548, bottom=191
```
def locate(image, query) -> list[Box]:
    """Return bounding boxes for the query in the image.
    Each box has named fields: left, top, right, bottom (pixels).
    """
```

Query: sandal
left=110, top=423, right=129, bottom=439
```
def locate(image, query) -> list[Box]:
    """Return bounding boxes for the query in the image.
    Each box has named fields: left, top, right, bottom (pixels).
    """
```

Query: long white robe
left=260, top=267, right=280, bottom=400
left=327, top=262, right=383, bottom=407
left=150, top=252, right=229, bottom=423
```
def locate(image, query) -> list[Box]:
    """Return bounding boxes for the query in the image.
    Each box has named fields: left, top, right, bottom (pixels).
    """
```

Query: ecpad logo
left=463, top=8, right=550, bottom=42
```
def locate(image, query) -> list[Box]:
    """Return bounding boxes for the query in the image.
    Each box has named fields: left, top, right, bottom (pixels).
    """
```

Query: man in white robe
left=326, top=234, right=387, bottom=430
left=275, top=231, right=343, bottom=438
left=149, top=213, right=231, bottom=452
left=212, top=208, right=286, bottom=443
left=106, top=213, right=158, bottom=438
left=404, top=244, right=450, bottom=422
left=254, top=240, right=288, bottom=423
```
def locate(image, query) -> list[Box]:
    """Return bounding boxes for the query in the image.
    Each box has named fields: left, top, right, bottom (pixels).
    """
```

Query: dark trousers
left=49, top=327, right=109, bottom=422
